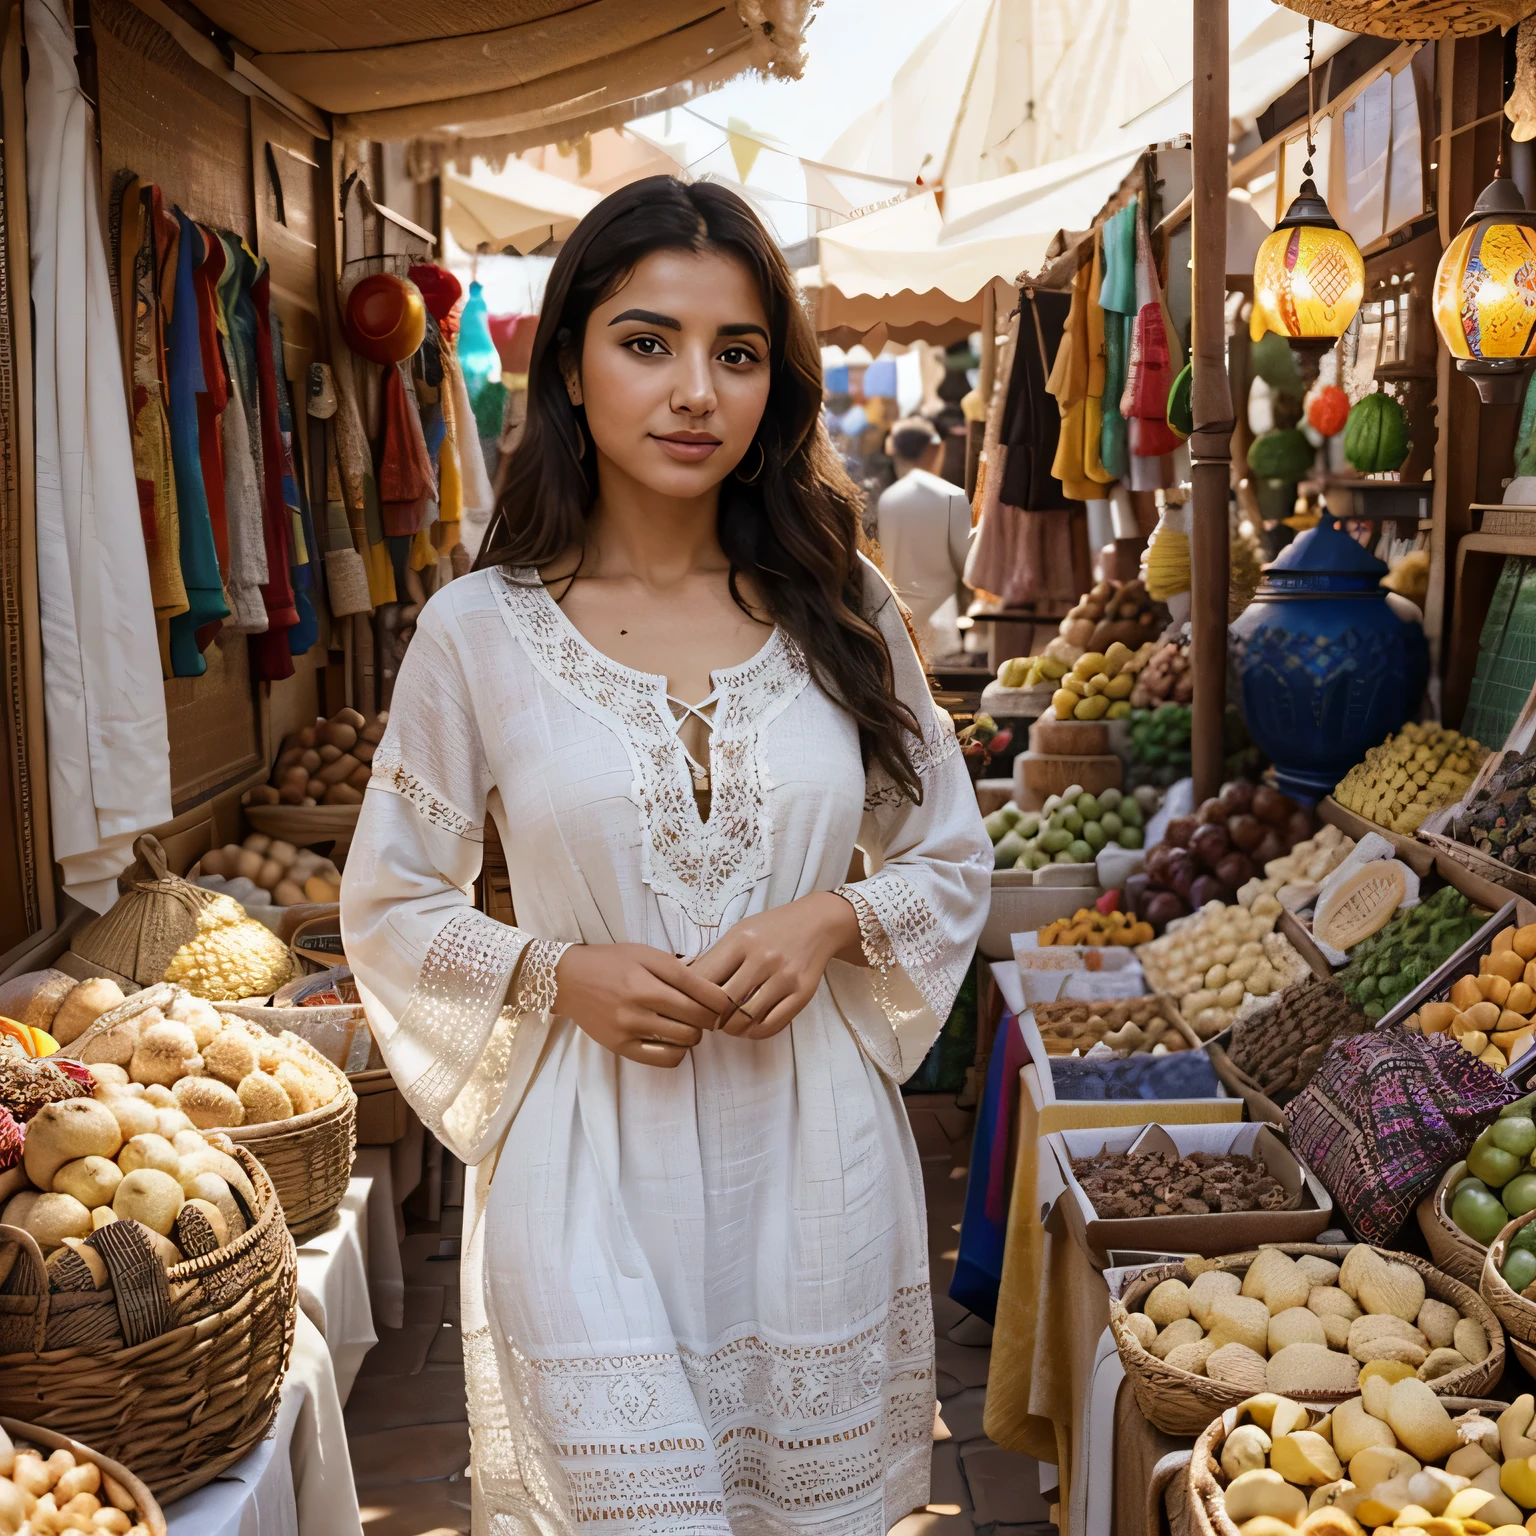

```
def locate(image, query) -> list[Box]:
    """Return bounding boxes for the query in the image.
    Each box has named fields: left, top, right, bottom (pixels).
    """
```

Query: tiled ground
left=346, top=1094, right=1052, bottom=1535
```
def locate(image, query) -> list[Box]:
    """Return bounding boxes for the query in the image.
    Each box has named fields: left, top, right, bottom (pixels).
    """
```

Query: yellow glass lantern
left=1432, top=174, right=1536, bottom=403
left=1251, top=179, right=1366, bottom=379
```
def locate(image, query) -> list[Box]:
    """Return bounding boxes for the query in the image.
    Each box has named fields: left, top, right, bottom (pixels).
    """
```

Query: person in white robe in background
left=342, top=177, right=990, bottom=1536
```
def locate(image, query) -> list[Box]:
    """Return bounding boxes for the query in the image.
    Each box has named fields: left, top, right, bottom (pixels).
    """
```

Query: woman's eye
left=718, top=346, right=758, bottom=366
left=625, top=336, right=668, bottom=356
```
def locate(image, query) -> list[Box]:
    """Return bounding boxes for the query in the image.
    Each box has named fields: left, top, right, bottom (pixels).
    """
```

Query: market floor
left=344, top=1093, right=1052, bottom=1536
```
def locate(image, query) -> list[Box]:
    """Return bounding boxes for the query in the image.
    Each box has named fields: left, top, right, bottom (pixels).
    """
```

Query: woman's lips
left=653, top=433, right=721, bottom=462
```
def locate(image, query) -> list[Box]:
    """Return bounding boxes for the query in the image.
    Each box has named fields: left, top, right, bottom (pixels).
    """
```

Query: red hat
left=408, top=263, right=462, bottom=323
left=344, top=273, right=426, bottom=365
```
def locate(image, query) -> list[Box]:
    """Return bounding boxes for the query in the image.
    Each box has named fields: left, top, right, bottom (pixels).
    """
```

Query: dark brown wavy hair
left=475, top=175, right=922, bottom=801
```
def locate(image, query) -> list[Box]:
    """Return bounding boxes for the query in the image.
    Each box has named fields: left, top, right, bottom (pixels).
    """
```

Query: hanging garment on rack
left=1098, top=200, right=1138, bottom=483
left=1121, top=200, right=1182, bottom=489
left=214, top=232, right=268, bottom=632
left=190, top=223, right=229, bottom=584
left=1000, top=288, right=1073, bottom=510
left=1048, top=241, right=1114, bottom=500
left=26, top=0, right=170, bottom=908
left=250, top=259, right=298, bottom=682
left=270, top=313, right=319, bottom=657
left=164, top=211, right=230, bottom=676
left=377, top=362, right=435, bottom=537
left=118, top=179, right=186, bottom=670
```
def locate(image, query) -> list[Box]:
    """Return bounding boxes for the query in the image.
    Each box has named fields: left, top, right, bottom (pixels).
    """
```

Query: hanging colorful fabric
left=377, top=363, right=435, bottom=538
left=163, top=211, right=230, bottom=677
left=249, top=257, right=298, bottom=682
left=270, top=312, right=319, bottom=657
left=1047, top=256, right=1097, bottom=500
left=1098, top=201, right=1139, bottom=482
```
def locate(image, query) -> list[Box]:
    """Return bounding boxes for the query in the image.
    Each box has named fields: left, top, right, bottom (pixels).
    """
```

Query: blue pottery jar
left=1230, top=516, right=1427, bottom=802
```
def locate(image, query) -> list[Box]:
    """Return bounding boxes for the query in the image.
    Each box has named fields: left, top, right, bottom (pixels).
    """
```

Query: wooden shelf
left=1320, top=475, right=1431, bottom=522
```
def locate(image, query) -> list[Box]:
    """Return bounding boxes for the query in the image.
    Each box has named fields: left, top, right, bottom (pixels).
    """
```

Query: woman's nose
left=671, top=346, right=717, bottom=415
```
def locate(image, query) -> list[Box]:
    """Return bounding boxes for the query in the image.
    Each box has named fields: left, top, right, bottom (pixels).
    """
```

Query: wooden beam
left=1189, top=0, right=1234, bottom=805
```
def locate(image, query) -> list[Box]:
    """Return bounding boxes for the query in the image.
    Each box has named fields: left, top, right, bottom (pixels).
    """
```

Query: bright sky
left=628, top=0, right=966, bottom=243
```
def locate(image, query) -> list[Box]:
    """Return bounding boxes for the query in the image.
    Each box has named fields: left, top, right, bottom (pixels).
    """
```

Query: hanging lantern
left=1432, top=174, right=1536, bottom=404
left=1250, top=179, right=1366, bottom=380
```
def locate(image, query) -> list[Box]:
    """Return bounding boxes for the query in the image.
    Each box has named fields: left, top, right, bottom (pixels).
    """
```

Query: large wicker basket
left=216, top=1022, right=358, bottom=1240
left=0, top=1415, right=167, bottom=1535
left=1483, top=1207, right=1536, bottom=1378
left=0, top=1138, right=296, bottom=1502
left=1188, top=1396, right=1509, bottom=1536
left=1418, top=1160, right=1488, bottom=1289
left=1109, top=1243, right=1505, bottom=1437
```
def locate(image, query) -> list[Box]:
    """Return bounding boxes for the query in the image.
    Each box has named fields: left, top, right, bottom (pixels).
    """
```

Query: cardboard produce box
left=1045, top=1121, right=1332, bottom=1268
left=1011, top=932, right=1144, bottom=1005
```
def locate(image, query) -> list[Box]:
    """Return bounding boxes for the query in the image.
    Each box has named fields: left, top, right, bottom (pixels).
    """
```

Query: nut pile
left=1206, top=1384, right=1535, bottom=1536
left=195, top=834, right=341, bottom=910
left=1225, top=975, right=1371, bottom=1101
left=0, top=1423, right=153, bottom=1534
left=1072, top=1149, right=1291, bottom=1218
left=1333, top=723, right=1485, bottom=835
left=1031, top=997, right=1193, bottom=1056
left=244, top=706, right=387, bottom=809
left=1127, top=1246, right=1489, bottom=1397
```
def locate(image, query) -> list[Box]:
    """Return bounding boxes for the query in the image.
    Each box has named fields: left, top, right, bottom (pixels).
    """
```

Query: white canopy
left=442, top=160, right=602, bottom=254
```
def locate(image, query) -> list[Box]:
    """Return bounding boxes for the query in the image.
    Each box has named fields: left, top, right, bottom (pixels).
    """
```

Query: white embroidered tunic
left=341, top=559, right=992, bottom=1536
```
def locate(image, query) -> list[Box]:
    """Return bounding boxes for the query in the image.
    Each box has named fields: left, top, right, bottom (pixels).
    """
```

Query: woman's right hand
left=554, top=943, right=735, bottom=1067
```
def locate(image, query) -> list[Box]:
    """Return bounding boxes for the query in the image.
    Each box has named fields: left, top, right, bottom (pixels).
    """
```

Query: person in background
left=876, top=415, right=973, bottom=663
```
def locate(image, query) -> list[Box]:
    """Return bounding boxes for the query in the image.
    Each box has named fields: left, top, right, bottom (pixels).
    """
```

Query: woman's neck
left=578, top=453, right=728, bottom=584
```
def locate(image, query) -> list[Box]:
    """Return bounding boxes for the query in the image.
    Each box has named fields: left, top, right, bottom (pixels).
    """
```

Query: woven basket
left=1109, top=1243, right=1505, bottom=1437
left=0, top=1415, right=167, bottom=1535
left=1188, top=1397, right=1510, bottom=1536
left=0, top=1138, right=295, bottom=1502
left=216, top=1023, right=357, bottom=1240
left=242, top=803, right=360, bottom=855
left=1418, top=1160, right=1489, bottom=1290
left=1483, top=1207, right=1536, bottom=1379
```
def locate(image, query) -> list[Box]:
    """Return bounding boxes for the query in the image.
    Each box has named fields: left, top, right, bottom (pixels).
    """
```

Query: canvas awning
left=442, top=162, right=601, bottom=254
left=141, top=0, right=813, bottom=145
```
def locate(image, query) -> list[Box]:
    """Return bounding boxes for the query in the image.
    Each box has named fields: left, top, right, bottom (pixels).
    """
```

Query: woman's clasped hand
left=551, top=890, right=864, bottom=1062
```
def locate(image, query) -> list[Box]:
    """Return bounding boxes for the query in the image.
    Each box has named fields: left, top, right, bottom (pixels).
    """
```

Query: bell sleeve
left=826, top=561, right=993, bottom=1081
left=340, top=602, right=569, bottom=1166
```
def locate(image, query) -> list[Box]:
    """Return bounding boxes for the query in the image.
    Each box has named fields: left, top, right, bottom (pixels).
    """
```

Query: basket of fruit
left=1109, top=1242, right=1501, bottom=1437
left=1400, top=918, right=1536, bottom=1073
left=985, top=786, right=1148, bottom=873
left=1187, top=1387, right=1515, bottom=1536
left=1481, top=1207, right=1536, bottom=1375
left=0, top=1416, right=166, bottom=1534
left=1419, top=1091, right=1536, bottom=1289
left=67, top=984, right=356, bottom=1240
left=0, top=1124, right=295, bottom=1501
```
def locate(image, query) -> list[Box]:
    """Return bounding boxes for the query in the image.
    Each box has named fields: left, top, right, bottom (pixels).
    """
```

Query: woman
left=342, top=177, right=991, bottom=1536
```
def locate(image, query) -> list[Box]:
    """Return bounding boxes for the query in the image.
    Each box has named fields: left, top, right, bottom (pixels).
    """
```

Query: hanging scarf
left=1098, top=201, right=1139, bottom=483
left=249, top=258, right=298, bottom=682
left=377, top=362, right=435, bottom=537
left=271, top=312, right=319, bottom=656
left=214, top=232, right=268, bottom=632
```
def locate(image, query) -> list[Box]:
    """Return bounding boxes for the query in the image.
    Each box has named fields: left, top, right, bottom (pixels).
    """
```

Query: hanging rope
left=1304, top=19, right=1316, bottom=179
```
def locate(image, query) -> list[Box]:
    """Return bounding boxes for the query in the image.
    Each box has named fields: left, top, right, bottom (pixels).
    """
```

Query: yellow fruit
left=1074, top=695, right=1110, bottom=721
left=1499, top=1459, right=1536, bottom=1510
left=1105, top=673, right=1135, bottom=699
left=1052, top=689, right=1078, bottom=720
left=1107, top=700, right=1133, bottom=719
left=1072, top=651, right=1108, bottom=679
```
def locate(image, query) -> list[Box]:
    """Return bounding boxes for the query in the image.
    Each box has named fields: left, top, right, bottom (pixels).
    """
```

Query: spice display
left=986, top=785, right=1148, bottom=870
left=1037, top=908, right=1154, bottom=947
left=1237, top=824, right=1358, bottom=914
left=1136, top=899, right=1309, bottom=1038
left=1403, top=922, right=1536, bottom=1070
left=1335, top=886, right=1489, bottom=1022
left=1332, top=724, right=1485, bottom=835
left=1048, top=642, right=1157, bottom=722
left=195, top=834, right=343, bottom=910
left=1127, top=1248, right=1489, bottom=1400
left=244, top=706, right=388, bottom=809
left=0, top=1422, right=155, bottom=1534
left=1031, top=996, right=1194, bottom=1055
left=1203, top=1385, right=1530, bottom=1536
left=1447, top=1093, right=1536, bottom=1247
left=1225, top=975, right=1372, bottom=1102
left=1071, top=1149, right=1292, bottom=1217
left=1129, top=643, right=1192, bottom=707
left=1129, top=781, right=1314, bottom=928
left=1446, top=744, right=1536, bottom=877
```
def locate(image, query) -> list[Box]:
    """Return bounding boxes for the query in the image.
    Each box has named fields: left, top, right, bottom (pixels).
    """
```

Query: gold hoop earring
left=736, top=441, right=766, bottom=484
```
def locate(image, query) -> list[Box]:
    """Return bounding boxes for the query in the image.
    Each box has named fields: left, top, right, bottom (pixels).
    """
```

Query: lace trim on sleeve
left=836, top=868, right=970, bottom=1022
left=512, top=938, right=574, bottom=1016
left=370, top=742, right=482, bottom=842
left=864, top=715, right=961, bottom=811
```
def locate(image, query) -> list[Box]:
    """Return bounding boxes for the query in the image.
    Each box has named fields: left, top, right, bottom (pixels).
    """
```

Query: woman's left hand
left=689, top=891, right=865, bottom=1040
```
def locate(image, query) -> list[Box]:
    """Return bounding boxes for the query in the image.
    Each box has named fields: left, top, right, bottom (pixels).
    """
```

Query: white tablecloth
left=294, top=1184, right=377, bottom=1405
left=165, top=1309, right=363, bottom=1536
left=353, top=1146, right=406, bottom=1330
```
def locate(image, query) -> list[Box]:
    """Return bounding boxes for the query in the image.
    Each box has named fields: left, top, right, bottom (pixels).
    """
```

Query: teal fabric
left=1099, top=201, right=1139, bottom=317
left=1098, top=201, right=1138, bottom=479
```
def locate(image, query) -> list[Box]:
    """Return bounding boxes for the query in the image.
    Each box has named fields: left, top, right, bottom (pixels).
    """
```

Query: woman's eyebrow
left=718, top=323, right=769, bottom=341
left=608, top=308, right=680, bottom=329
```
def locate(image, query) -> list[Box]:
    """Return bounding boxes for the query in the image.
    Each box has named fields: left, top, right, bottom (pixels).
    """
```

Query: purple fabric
left=1284, top=1023, right=1522, bottom=1244
left=985, top=1018, right=1028, bottom=1224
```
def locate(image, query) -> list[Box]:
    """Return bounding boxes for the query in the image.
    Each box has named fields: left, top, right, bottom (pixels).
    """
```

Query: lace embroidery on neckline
left=494, top=570, right=810, bottom=929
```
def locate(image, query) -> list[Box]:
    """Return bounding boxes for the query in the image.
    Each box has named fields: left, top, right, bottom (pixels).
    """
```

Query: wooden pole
left=1189, top=0, right=1235, bottom=805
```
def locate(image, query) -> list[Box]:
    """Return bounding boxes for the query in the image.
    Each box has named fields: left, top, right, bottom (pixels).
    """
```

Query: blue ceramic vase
left=1229, top=516, right=1427, bottom=801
